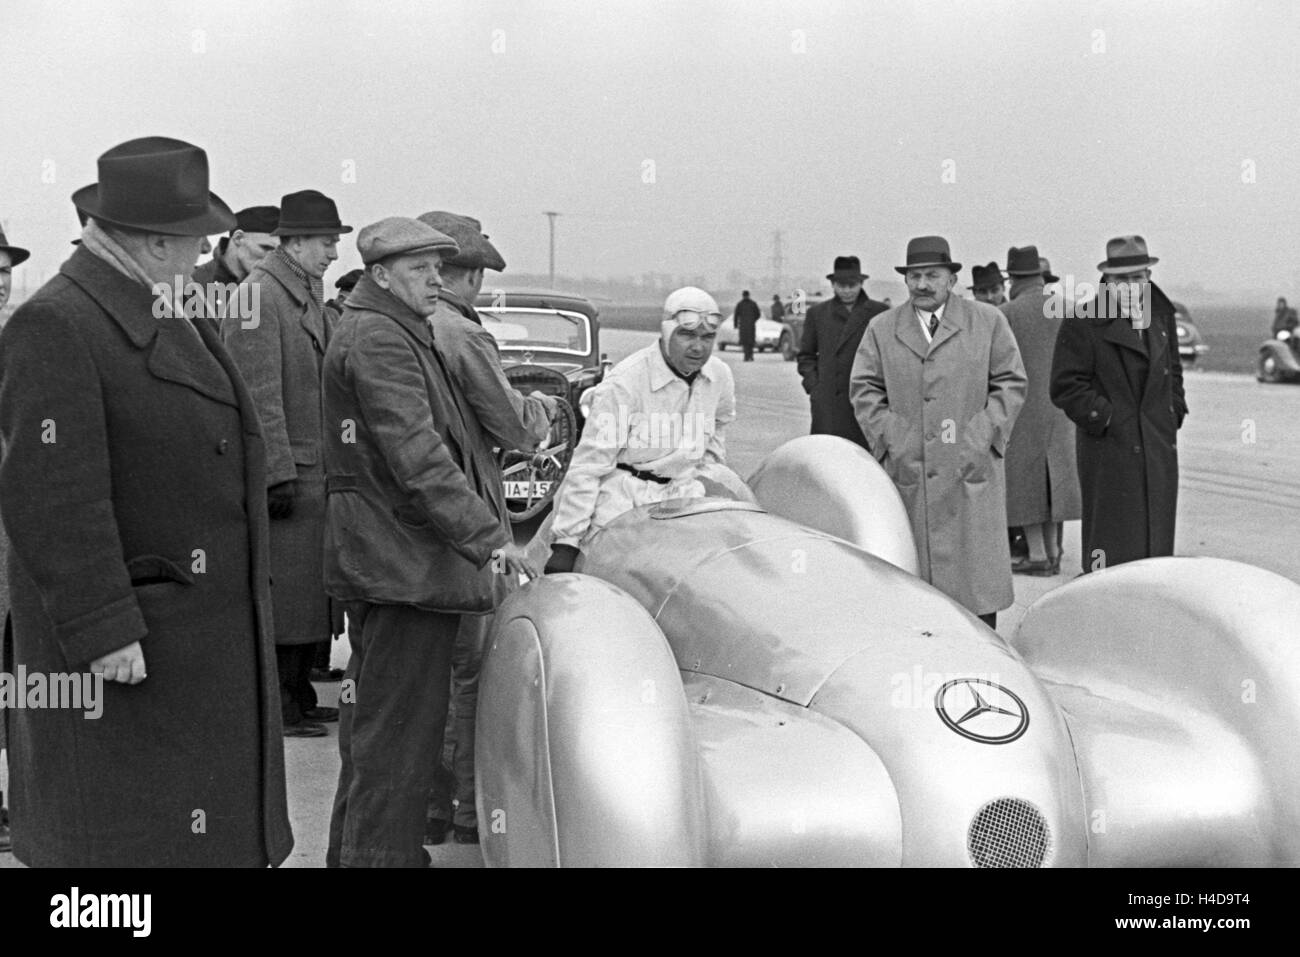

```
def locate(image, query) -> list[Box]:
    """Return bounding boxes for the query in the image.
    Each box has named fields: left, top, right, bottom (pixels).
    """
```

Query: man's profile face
left=832, top=280, right=862, bottom=303
left=287, top=234, right=340, bottom=279
left=231, top=230, right=278, bottom=277
left=161, top=234, right=208, bottom=284
left=0, top=250, right=12, bottom=311
left=665, top=323, right=715, bottom=376
left=375, top=251, right=444, bottom=316
left=905, top=267, right=955, bottom=311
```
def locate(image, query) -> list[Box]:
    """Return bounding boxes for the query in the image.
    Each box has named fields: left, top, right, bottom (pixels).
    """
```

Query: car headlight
left=1176, top=325, right=1189, bottom=340
left=578, top=387, right=595, bottom=418
left=1279, top=330, right=1292, bottom=341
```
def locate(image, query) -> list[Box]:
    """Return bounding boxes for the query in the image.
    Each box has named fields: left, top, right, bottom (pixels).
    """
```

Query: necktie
left=928, top=313, right=939, bottom=337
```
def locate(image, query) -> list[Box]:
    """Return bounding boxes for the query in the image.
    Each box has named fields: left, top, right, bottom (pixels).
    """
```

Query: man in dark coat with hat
left=1051, top=235, right=1186, bottom=572
left=1000, top=246, right=1081, bottom=576
left=0, top=224, right=30, bottom=853
left=417, top=210, right=555, bottom=845
left=222, top=189, right=351, bottom=737
left=0, top=136, right=292, bottom=866
left=734, top=290, right=761, bottom=361
left=970, top=262, right=1008, bottom=306
left=325, top=268, right=364, bottom=327
left=851, top=236, right=1025, bottom=627
left=322, top=217, right=537, bottom=868
left=189, top=206, right=278, bottom=334
left=797, top=255, right=888, bottom=449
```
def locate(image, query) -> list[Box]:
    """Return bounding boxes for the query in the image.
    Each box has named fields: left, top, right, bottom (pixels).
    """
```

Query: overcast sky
left=3, top=0, right=1297, bottom=301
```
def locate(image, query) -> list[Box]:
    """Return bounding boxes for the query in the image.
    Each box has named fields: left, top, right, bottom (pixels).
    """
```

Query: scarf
left=80, top=220, right=187, bottom=320
left=272, top=246, right=324, bottom=307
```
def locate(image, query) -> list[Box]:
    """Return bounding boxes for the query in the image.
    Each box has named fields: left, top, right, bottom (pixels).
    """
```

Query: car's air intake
left=967, top=798, right=1051, bottom=868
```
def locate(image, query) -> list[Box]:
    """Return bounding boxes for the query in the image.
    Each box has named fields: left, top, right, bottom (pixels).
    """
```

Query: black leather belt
left=617, top=462, right=671, bottom=485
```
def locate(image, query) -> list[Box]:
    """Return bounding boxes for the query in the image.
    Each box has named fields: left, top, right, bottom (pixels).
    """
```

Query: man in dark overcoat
left=322, top=217, right=536, bottom=868
left=1050, top=235, right=1187, bottom=572
left=0, top=136, right=291, bottom=866
left=734, top=289, right=760, bottom=361
left=797, top=255, right=888, bottom=449
left=999, top=246, right=1080, bottom=575
left=223, top=189, right=351, bottom=737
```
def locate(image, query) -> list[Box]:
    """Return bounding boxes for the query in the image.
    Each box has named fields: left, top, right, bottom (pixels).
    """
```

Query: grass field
left=595, top=301, right=1274, bottom=376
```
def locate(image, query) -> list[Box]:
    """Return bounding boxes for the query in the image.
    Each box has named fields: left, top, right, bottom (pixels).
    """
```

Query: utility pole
left=544, top=211, right=560, bottom=288
left=770, top=229, right=784, bottom=294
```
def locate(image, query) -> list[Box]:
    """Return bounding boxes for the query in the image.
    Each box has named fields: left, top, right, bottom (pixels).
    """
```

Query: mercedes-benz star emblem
left=934, top=678, right=1029, bottom=744
left=521, top=351, right=534, bottom=365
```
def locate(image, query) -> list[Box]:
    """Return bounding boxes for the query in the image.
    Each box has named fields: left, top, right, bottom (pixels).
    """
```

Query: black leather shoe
left=302, top=706, right=339, bottom=722
left=425, top=818, right=450, bottom=846
left=453, top=824, right=480, bottom=845
left=283, top=721, right=328, bottom=738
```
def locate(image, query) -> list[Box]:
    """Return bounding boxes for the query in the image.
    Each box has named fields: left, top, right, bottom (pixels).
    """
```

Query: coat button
left=1132, top=445, right=1142, bottom=453
left=217, top=439, right=230, bottom=454
left=1088, top=411, right=1099, bottom=419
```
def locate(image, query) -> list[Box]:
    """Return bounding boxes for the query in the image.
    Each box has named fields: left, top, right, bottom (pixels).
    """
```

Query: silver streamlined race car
left=474, top=436, right=1300, bottom=867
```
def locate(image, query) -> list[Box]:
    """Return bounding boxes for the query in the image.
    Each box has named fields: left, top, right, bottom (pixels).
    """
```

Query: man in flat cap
left=850, top=236, right=1026, bottom=628
left=323, top=217, right=536, bottom=868
left=0, top=136, right=291, bottom=866
left=1050, top=235, right=1186, bottom=572
left=222, top=189, right=350, bottom=738
left=970, top=262, right=1008, bottom=306
left=0, top=224, right=30, bottom=854
left=544, top=286, right=742, bottom=574
left=796, top=256, right=888, bottom=450
left=417, top=210, right=556, bottom=845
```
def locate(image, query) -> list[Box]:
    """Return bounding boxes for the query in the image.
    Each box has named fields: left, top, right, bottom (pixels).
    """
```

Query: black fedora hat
left=895, top=236, right=961, bottom=275
left=233, top=205, right=280, bottom=235
left=72, top=136, right=236, bottom=236
left=1097, top=234, right=1158, bottom=274
left=1039, top=256, right=1060, bottom=284
left=826, top=255, right=867, bottom=283
left=971, top=261, right=1007, bottom=289
left=0, top=226, right=30, bottom=266
left=272, top=190, right=352, bottom=236
left=1005, top=245, right=1042, bottom=277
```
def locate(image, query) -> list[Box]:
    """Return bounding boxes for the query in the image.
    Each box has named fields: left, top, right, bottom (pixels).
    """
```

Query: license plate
left=504, top=480, right=552, bottom=498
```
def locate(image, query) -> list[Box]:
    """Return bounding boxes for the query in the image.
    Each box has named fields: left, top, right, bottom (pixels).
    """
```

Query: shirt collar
left=913, top=299, right=946, bottom=323
left=649, top=343, right=714, bottom=391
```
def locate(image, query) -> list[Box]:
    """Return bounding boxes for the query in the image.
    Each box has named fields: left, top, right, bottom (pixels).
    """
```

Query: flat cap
left=357, top=216, right=460, bottom=266
left=234, top=205, right=279, bottom=234
left=417, top=211, right=506, bottom=271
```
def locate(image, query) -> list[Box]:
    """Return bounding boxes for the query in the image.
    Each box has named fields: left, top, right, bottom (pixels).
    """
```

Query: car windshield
left=481, top=309, right=590, bottom=354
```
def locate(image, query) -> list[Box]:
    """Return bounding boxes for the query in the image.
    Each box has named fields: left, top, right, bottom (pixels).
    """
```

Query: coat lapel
left=928, top=297, right=964, bottom=353
left=892, top=305, right=930, bottom=360
left=61, top=247, right=238, bottom=406
left=1100, top=315, right=1148, bottom=356
left=834, top=295, right=870, bottom=355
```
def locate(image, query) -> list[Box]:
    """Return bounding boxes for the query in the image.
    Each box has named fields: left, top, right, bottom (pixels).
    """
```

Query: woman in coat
left=999, top=247, right=1081, bottom=574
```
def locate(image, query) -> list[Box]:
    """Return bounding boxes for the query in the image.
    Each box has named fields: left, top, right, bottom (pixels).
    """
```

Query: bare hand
left=90, top=640, right=148, bottom=684
left=491, top=542, right=540, bottom=581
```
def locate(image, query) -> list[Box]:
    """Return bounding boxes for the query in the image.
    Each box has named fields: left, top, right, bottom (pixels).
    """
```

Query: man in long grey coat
left=851, top=236, right=1026, bottom=626
left=0, top=136, right=291, bottom=866
left=223, top=189, right=349, bottom=737
left=416, top=210, right=555, bottom=844
left=999, top=246, right=1081, bottom=575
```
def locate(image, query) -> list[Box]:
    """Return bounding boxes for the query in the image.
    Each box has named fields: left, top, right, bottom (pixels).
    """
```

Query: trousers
left=326, top=602, right=457, bottom=867
left=428, top=614, right=491, bottom=829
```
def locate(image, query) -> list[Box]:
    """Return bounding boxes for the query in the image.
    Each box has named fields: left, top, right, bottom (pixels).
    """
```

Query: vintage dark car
left=474, top=288, right=609, bottom=522
left=1172, top=301, right=1208, bottom=367
left=1257, top=328, right=1300, bottom=383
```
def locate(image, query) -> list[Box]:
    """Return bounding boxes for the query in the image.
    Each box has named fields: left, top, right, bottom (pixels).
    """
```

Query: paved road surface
left=4, top=328, right=1296, bottom=868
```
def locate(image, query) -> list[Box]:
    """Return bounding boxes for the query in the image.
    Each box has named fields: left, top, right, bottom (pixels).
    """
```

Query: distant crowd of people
left=0, top=132, right=1186, bottom=867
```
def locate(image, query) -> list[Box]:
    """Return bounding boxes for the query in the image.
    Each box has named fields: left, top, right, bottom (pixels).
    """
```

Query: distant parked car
left=1173, top=301, right=1208, bottom=368
left=717, top=312, right=792, bottom=357
left=475, top=288, right=609, bottom=522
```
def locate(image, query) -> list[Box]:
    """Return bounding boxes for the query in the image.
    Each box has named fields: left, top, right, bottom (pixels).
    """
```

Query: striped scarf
left=272, top=246, right=324, bottom=307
